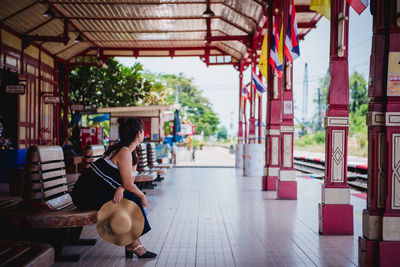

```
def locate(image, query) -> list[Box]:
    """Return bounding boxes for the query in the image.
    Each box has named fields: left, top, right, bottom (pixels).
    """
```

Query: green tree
left=349, top=71, right=368, bottom=113
left=69, top=58, right=159, bottom=110
left=217, top=126, right=228, bottom=140
left=158, top=73, right=220, bottom=137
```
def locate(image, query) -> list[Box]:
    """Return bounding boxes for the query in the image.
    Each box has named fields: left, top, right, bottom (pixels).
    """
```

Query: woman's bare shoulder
left=115, top=147, right=132, bottom=161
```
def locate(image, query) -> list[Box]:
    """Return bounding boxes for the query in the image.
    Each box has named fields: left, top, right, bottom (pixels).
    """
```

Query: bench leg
left=154, top=175, right=164, bottom=182
left=143, top=181, right=155, bottom=189
left=66, top=227, right=97, bottom=246
left=26, top=228, right=81, bottom=262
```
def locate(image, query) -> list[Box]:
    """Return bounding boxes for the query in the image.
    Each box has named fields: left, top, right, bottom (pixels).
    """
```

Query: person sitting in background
left=71, top=117, right=156, bottom=259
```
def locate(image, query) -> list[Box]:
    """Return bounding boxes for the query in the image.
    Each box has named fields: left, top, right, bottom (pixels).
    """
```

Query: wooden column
left=263, top=4, right=282, bottom=191
left=358, top=0, right=389, bottom=265
left=63, top=64, right=70, bottom=144
left=278, top=0, right=297, bottom=199
left=238, top=63, right=244, bottom=144
left=318, top=0, right=353, bottom=235
left=362, top=0, right=400, bottom=265
left=249, top=57, right=257, bottom=144
left=258, top=71, right=263, bottom=144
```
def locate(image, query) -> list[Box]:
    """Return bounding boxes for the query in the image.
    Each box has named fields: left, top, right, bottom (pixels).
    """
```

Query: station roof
left=0, top=0, right=321, bottom=68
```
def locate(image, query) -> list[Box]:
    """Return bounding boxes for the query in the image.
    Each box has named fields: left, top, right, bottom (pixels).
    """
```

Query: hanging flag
left=242, top=86, right=250, bottom=100
left=252, top=71, right=266, bottom=94
left=346, top=0, right=369, bottom=15
left=278, top=14, right=284, bottom=67
left=310, top=0, right=331, bottom=20
left=284, top=0, right=300, bottom=62
left=258, top=34, right=268, bottom=79
left=269, top=18, right=283, bottom=78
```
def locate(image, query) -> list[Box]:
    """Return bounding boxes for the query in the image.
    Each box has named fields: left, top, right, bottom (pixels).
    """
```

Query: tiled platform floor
left=56, top=168, right=365, bottom=267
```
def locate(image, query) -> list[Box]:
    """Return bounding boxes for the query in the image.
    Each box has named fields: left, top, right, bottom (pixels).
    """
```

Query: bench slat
left=29, top=185, right=68, bottom=200
left=43, top=177, right=67, bottom=190
left=42, top=169, right=66, bottom=180
left=37, top=146, right=64, bottom=162
left=40, top=161, right=65, bottom=171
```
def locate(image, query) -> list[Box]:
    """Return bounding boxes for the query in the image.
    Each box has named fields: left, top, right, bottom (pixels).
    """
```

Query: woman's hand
left=113, top=187, right=124, bottom=203
left=139, top=192, right=147, bottom=207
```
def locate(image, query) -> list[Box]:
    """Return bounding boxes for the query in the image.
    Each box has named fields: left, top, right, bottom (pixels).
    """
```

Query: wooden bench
left=65, top=145, right=105, bottom=190
left=145, top=143, right=169, bottom=181
left=80, top=145, right=105, bottom=171
left=135, top=144, right=157, bottom=190
left=2, top=146, right=97, bottom=262
left=146, top=143, right=172, bottom=169
left=0, top=240, right=54, bottom=267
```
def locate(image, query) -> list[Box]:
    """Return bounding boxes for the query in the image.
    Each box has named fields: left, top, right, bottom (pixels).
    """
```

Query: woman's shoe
left=125, top=244, right=157, bottom=259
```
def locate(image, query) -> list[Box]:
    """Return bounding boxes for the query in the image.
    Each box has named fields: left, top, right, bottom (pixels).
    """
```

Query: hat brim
left=97, top=199, right=145, bottom=246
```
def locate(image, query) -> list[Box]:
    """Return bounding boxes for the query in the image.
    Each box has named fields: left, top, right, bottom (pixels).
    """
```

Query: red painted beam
left=206, top=35, right=250, bottom=43
left=295, top=5, right=314, bottom=13
left=298, top=22, right=317, bottom=28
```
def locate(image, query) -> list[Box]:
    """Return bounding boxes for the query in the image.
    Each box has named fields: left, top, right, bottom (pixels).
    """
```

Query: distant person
left=71, top=117, right=157, bottom=259
left=192, top=146, right=196, bottom=161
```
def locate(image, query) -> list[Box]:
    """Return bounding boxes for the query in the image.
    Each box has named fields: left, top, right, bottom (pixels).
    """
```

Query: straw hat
left=97, top=199, right=144, bottom=246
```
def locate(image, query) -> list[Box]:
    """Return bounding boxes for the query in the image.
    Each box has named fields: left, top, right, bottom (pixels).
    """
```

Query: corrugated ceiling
left=0, top=0, right=321, bottom=64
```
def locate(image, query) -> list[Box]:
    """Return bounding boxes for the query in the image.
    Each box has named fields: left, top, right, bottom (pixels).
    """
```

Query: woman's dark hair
left=104, top=117, right=143, bottom=165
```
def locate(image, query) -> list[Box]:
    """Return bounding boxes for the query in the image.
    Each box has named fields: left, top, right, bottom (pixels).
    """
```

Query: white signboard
left=283, top=101, right=293, bottom=115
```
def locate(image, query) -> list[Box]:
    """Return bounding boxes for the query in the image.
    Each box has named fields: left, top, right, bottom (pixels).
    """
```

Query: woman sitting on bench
left=71, top=117, right=156, bottom=259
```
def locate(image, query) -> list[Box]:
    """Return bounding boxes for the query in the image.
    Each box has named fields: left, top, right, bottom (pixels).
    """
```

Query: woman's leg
left=123, top=191, right=151, bottom=235
left=125, top=238, right=157, bottom=258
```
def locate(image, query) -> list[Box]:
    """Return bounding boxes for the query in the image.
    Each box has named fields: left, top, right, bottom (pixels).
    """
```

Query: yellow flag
left=310, top=0, right=331, bottom=20
left=278, top=14, right=284, bottom=66
left=258, top=33, right=268, bottom=79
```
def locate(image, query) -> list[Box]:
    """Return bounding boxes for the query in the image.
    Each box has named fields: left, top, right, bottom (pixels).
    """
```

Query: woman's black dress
left=71, top=154, right=151, bottom=236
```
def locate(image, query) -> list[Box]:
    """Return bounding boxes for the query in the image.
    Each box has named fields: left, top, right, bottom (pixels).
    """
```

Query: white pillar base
left=243, top=143, right=264, bottom=176
left=235, top=144, right=243, bottom=169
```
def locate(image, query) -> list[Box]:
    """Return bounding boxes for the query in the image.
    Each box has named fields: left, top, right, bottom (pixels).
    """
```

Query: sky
left=116, top=7, right=372, bottom=135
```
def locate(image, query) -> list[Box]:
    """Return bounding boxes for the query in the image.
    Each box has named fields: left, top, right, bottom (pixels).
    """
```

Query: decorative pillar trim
left=280, top=126, right=294, bottom=132
left=282, top=134, right=292, bottom=168
left=386, top=112, right=400, bottom=126
left=264, top=167, right=279, bottom=177
left=324, top=116, right=350, bottom=127
left=378, top=133, right=386, bottom=209
left=367, top=111, right=385, bottom=126
left=391, top=133, right=400, bottom=210
left=279, top=170, right=296, bottom=181
left=271, top=136, right=279, bottom=165
left=322, top=187, right=350, bottom=204
left=383, top=216, right=400, bottom=241
left=362, top=212, right=383, bottom=240
left=330, top=129, right=345, bottom=183
left=265, top=129, right=281, bottom=135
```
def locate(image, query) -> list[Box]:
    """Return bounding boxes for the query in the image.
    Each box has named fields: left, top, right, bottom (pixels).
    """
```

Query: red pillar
left=249, top=57, right=257, bottom=144
left=263, top=5, right=282, bottom=191
left=277, top=0, right=297, bottom=199
left=318, top=0, right=353, bottom=235
left=244, top=96, right=248, bottom=144
left=380, top=0, right=400, bottom=262
left=258, top=95, right=262, bottom=144
left=257, top=70, right=263, bottom=144
left=358, top=1, right=389, bottom=265
left=238, top=62, right=244, bottom=144
left=359, top=0, right=400, bottom=265
left=63, top=64, right=70, bottom=144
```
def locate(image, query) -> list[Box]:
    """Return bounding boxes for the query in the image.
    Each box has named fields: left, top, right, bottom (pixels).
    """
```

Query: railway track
left=294, top=156, right=367, bottom=192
